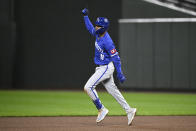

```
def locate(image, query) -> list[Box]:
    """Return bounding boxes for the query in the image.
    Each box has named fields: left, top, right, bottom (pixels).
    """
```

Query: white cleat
left=96, top=108, right=109, bottom=123
left=127, top=108, right=137, bottom=126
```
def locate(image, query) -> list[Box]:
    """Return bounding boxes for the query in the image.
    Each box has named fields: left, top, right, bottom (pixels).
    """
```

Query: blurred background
left=0, top=0, right=196, bottom=91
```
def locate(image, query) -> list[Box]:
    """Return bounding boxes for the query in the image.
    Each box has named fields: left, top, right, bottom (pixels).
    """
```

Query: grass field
left=0, top=90, right=196, bottom=116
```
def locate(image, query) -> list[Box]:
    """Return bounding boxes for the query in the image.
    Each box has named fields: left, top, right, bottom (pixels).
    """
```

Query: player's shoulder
left=104, top=32, right=114, bottom=45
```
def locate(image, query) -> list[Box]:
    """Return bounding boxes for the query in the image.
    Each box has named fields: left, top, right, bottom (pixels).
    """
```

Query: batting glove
left=82, top=8, right=89, bottom=16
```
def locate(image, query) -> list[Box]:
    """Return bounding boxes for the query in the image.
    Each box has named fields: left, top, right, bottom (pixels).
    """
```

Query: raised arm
left=82, top=8, right=96, bottom=36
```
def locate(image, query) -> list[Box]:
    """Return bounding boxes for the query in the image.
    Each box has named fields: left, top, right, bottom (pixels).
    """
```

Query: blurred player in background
left=82, top=8, right=136, bottom=126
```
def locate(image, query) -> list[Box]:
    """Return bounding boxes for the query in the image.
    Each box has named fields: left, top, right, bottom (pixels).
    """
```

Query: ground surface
left=1, top=91, right=196, bottom=116
left=0, top=116, right=196, bottom=131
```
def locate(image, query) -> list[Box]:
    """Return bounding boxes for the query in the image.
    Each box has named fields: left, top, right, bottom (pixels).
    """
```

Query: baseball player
left=82, top=8, right=136, bottom=126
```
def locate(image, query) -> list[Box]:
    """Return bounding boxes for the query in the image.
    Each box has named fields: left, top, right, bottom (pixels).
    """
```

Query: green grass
left=0, top=90, right=196, bottom=116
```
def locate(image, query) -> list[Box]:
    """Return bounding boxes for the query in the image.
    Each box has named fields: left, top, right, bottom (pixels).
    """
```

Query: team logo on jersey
left=110, top=49, right=117, bottom=54
left=95, top=42, right=103, bottom=53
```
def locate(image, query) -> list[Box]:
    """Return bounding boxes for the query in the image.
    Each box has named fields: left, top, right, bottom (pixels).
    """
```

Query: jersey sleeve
left=83, top=16, right=96, bottom=36
left=105, top=41, right=123, bottom=75
left=104, top=41, right=118, bottom=57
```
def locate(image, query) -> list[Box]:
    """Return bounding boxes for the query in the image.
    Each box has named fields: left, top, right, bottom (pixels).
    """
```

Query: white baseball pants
left=84, top=62, right=131, bottom=113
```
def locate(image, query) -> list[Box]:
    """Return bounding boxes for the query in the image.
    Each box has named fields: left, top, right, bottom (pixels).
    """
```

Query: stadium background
left=1, top=1, right=196, bottom=130
left=0, top=0, right=196, bottom=91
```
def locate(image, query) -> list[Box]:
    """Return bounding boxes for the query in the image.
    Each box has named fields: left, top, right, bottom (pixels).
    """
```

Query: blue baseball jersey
left=84, top=16, right=118, bottom=65
left=94, top=33, right=118, bottom=65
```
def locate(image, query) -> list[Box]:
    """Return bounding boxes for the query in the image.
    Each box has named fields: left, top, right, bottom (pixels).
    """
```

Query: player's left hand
left=82, top=8, right=89, bottom=16
left=117, top=73, right=126, bottom=83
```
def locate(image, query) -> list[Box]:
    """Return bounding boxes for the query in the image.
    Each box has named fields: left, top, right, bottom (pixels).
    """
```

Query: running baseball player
left=82, top=8, right=136, bottom=126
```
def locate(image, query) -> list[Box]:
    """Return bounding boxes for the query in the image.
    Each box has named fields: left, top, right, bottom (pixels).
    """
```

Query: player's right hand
left=82, top=8, right=89, bottom=16
left=117, top=73, right=126, bottom=83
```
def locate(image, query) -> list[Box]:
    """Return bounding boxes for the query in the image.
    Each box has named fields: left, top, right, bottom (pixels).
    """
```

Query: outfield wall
left=0, top=0, right=121, bottom=89
left=119, top=20, right=196, bottom=89
left=0, top=0, right=195, bottom=90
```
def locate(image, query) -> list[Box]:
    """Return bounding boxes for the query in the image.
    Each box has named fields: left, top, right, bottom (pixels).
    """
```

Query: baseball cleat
left=96, top=108, right=109, bottom=123
left=127, top=108, right=137, bottom=126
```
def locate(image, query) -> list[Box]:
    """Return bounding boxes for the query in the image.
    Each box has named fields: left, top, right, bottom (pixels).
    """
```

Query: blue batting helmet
left=95, top=17, right=109, bottom=34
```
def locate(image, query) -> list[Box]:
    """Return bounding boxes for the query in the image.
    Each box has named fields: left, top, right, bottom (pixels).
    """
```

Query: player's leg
left=102, top=75, right=136, bottom=125
left=84, top=65, right=111, bottom=122
left=84, top=65, right=110, bottom=104
left=102, top=75, right=131, bottom=113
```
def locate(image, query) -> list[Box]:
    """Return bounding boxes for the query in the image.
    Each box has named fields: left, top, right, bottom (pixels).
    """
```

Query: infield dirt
left=0, top=116, right=196, bottom=131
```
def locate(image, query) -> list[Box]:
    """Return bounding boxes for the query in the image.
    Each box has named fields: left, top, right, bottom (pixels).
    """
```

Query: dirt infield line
left=0, top=116, right=196, bottom=131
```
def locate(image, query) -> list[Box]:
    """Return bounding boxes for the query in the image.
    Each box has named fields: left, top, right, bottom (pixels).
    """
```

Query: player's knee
left=84, top=84, right=90, bottom=93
